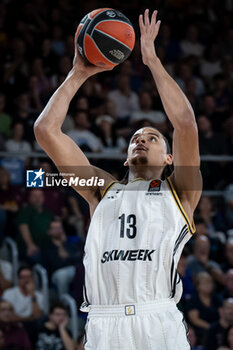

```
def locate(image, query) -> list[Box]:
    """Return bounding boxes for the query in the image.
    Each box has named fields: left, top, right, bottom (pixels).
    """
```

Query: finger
left=155, top=20, right=161, bottom=34
left=151, top=10, right=158, bottom=26
left=139, top=14, right=144, bottom=32
left=144, top=9, right=150, bottom=26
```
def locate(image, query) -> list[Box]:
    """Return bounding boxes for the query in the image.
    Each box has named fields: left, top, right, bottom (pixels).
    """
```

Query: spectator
left=187, top=235, right=224, bottom=285
left=181, top=25, right=204, bottom=57
left=0, top=167, right=22, bottom=241
left=37, top=160, right=67, bottom=217
left=17, top=189, right=53, bottom=264
left=157, top=24, right=182, bottom=63
left=41, top=38, right=57, bottom=77
left=200, top=43, right=222, bottom=81
left=177, top=247, right=195, bottom=306
left=218, top=325, right=233, bottom=350
left=130, top=91, right=167, bottom=127
left=13, top=93, right=36, bottom=143
left=28, top=75, right=43, bottom=113
left=108, top=74, right=139, bottom=122
left=222, top=269, right=233, bottom=299
left=0, top=300, right=32, bottom=350
left=222, top=240, right=233, bottom=272
left=194, top=216, right=225, bottom=264
left=51, top=26, right=65, bottom=56
left=213, top=74, right=232, bottom=114
left=35, top=302, right=75, bottom=350
left=175, top=62, right=205, bottom=97
left=61, top=191, right=86, bottom=239
left=2, top=266, right=44, bottom=322
left=95, top=115, right=127, bottom=153
left=5, top=122, right=32, bottom=163
left=197, top=115, right=227, bottom=155
left=187, top=272, right=222, bottom=342
left=42, top=219, right=82, bottom=297
left=185, top=78, right=201, bottom=111
left=188, top=326, right=204, bottom=350
left=3, top=37, right=29, bottom=94
left=197, top=114, right=227, bottom=189
left=205, top=298, right=233, bottom=350
left=197, top=196, right=227, bottom=234
left=67, top=110, right=103, bottom=152
left=30, top=58, right=50, bottom=101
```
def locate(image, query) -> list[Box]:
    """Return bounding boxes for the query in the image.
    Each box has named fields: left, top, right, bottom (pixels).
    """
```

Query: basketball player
left=34, top=9, right=202, bottom=350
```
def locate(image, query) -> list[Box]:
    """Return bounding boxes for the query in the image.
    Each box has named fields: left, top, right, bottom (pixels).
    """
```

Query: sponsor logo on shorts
left=125, top=305, right=135, bottom=316
left=101, top=249, right=156, bottom=263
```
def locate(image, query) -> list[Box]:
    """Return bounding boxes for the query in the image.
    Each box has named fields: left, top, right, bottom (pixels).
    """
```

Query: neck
left=19, top=286, right=29, bottom=296
left=13, top=137, right=22, bottom=142
left=45, top=321, right=57, bottom=330
left=128, top=166, right=163, bottom=181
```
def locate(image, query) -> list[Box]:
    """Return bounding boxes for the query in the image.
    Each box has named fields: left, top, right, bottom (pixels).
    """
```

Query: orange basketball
left=76, top=8, right=135, bottom=68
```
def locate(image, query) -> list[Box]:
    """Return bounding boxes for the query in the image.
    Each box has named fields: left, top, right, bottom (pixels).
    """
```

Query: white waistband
left=81, top=299, right=176, bottom=318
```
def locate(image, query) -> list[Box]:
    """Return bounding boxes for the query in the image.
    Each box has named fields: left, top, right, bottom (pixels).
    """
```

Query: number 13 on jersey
left=119, top=213, right=137, bottom=239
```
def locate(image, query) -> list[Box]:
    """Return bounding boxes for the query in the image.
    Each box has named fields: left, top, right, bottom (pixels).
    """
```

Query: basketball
left=76, top=8, right=135, bottom=68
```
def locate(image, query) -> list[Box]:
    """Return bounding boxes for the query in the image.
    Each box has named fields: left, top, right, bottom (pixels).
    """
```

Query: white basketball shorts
left=83, top=299, right=190, bottom=350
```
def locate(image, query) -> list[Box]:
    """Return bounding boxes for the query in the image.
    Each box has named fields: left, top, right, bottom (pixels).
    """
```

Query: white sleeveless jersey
left=82, top=177, right=195, bottom=307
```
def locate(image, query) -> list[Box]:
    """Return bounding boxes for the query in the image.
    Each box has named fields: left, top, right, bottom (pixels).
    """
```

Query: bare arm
left=31, top=298, right=43, bottom=319
left=18, top=224, right=39, bottom=256
left=34, top=32, right=115, bottom=206
left=59, top=327, right=75, bottom=350
left=188, top=309, right=210, bottom=329
left=139, top=10, right=202, bottom=219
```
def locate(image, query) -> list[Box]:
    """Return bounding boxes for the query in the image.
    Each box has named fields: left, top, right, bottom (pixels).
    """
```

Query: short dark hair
left=49, top=302, right=68, bottom=314
left=17, top=265, right=33, bottom=277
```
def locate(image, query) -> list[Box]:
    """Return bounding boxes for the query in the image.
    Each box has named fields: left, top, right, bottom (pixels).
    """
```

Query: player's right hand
left=73, top=30, right=114, bottom=78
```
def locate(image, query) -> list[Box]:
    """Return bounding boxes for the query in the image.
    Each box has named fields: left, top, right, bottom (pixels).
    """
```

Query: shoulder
left=2, top=286, right=18, bottom=298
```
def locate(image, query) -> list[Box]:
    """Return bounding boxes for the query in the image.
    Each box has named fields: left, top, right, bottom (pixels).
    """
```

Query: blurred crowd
left=0, top=0, right=233, bottom=349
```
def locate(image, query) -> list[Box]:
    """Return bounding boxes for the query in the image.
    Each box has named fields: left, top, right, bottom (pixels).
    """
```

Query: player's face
left=126, top=127, right=172, bottom=167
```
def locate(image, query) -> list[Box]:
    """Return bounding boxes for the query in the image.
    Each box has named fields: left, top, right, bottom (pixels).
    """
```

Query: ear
left=166, top=154, right=173, bottom=165
left=124, top=160, right=129, bottom=167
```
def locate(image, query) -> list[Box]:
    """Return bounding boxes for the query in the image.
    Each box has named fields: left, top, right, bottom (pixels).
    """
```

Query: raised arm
left=139, top=10, right=202, bottom=219
left=34, top=31, right=115, bottom=207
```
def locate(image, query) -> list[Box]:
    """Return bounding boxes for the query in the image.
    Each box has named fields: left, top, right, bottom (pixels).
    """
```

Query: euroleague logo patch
left=148, top=179, right=161, bottom=192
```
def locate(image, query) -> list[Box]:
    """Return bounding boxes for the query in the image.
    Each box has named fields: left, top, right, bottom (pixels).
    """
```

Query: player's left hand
left=139, top=9, right=161, bottom=66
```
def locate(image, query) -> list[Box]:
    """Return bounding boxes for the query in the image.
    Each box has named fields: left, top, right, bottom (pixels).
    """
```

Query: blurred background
left=0, top=0, right=233, bottom=349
